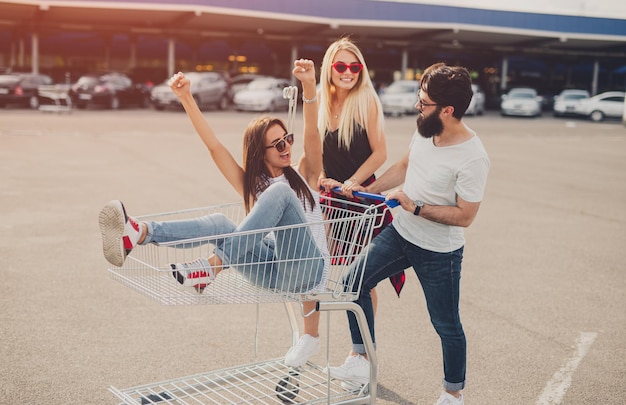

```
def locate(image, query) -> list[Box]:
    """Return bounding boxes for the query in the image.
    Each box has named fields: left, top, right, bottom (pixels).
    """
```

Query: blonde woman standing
left=317, top=37, right=404, bottom=303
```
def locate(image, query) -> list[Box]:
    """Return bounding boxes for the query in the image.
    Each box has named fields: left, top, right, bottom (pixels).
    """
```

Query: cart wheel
left=275, top=370, right=300, bottom=403
left=139, top=391, right=172, bottom=404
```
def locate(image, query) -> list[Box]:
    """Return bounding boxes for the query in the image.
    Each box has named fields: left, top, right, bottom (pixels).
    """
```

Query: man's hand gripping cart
left=107, top=87, right=396, bottom=404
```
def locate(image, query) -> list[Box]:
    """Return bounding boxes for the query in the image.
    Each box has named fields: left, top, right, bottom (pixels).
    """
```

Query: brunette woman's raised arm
left=169, top=72, right=245, bottom=196
left=292, top=60, right=323, bottom=189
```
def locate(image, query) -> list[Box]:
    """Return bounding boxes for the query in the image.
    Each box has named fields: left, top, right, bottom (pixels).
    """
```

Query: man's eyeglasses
left=332, top=62, right=363, bottom=74
left=417, top=98, right=439, bottom=108
left=265, top=133, right=294, bottom=153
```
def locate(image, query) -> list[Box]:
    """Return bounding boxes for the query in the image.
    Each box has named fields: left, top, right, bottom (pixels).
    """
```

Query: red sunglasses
left=332, top=62, right=363, bottom=74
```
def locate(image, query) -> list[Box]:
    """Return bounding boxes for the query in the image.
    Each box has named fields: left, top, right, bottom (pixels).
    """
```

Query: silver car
left=500, top=87, right=542, bottom=117
left=380, top=80, right=420, bottom=117
left=574, top=91, right=625, bottom=122
left=233, top=77, right=291, bottom=112
left=151, top=72, right=228, bottom=111
left=553, top=89, right=590, bottom=117
left=228, top=74, right=266, bottom=102
left=465, top=84, right=486, bottom=116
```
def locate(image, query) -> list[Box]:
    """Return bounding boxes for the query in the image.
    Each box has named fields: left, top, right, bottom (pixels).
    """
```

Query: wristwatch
left=413, top=200, right=424, bottom=216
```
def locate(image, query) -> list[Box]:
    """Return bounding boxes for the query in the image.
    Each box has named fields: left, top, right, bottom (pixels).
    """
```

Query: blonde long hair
left=319, top=37, right=384, bottom=149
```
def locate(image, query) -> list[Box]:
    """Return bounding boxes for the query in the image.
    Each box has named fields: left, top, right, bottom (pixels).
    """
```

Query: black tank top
left=323, top=125, right=372, bottom=183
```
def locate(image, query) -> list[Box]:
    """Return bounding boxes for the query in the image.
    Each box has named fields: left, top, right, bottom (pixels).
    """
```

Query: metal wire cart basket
left=107, top=86, right=393, bottom=404
left=108, top=195, right=389, bottom=404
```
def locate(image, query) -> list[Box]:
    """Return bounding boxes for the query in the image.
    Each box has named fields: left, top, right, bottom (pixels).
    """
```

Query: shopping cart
left=37, top=84, right=72, bottom=113
left=108, top=193, right=394, bottom=404
left=107, top=86, right=395, bottom=404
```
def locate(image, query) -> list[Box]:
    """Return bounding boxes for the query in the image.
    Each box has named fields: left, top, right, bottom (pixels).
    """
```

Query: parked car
left=539, top=91, right=557, bottom=112
left=574, top=91, right=625, bottom=122
left=228, top=73, right=265, bottom=102
left=380, top=80, right=419, bottom=117
left=500, top=87, right=542, bottom=117
left=465, top=84, right=486, bottom=116
left=553, top=89, right=590, bottom=117
left=0, top=73, right=54, bottom=109
left=233, top=77, right=291, bottom=112
left=69, top=72, right=150, bottom=109
left=150, top=72, right=229, bottom=111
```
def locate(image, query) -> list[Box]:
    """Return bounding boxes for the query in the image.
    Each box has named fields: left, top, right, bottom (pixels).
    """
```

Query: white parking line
left=536, top=332, right=597, bottom=405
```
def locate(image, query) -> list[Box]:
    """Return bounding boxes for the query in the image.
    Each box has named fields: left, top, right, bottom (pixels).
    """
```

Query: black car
left=0, top=73, right=54, bottom=109
left=69, top=72, right=150, bottom=109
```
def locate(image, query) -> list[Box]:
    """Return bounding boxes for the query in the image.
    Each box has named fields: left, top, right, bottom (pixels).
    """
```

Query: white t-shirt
left=393, top=130, right=490, bottom=253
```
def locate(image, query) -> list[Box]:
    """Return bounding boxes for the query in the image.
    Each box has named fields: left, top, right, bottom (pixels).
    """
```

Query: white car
left=500, top=87, right=542, bottom=117
left=465, top=84, right=485, bottom=116
left=553, top=89, right=590, bottom=117
left=574, top=91, right=625, bottom=122
left=151, top=72, right=228, bottom=111
left=233, top=77, right=291, bottom=112
left=380, top=80, right=419, bottom=117
left=228, top=74, right=266, bottom=102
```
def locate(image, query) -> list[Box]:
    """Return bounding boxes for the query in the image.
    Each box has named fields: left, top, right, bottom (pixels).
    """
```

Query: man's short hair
left=420, top=63, right=473, bottom=119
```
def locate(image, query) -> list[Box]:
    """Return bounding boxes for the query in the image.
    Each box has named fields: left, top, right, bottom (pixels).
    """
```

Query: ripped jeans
left=142, top=182, right=325, bottom=293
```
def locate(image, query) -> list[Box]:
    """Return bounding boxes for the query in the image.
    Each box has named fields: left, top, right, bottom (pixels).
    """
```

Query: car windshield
left=562, top=94, right=588, bottom=100
left=75, top=76, right=100, bottom=86
left=180, top=72, right=205, bottom=81
left=247, top=79, right=274, bottom=90
left=509, top=91, right=536, bottom=99
left=0, top=75, right=21, bottom=85
left=386, top=82, right=418, bottom=94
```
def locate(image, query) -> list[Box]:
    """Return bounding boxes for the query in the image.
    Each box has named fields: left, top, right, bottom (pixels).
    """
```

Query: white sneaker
left=284, top=334, right=320, bottom=367
left=324, top=354, right=370, bottom=386
left=171, top=258, right=216, bottom=293
left=99, top=200, right=141, bottom=267
left=435, top=392, right=464, bottom=405
left=340, top=379, right=365, bottom=391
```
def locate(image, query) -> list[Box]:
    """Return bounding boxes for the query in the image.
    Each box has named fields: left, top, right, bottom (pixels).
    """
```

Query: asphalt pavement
left=1, top=108, right=625, bottom=404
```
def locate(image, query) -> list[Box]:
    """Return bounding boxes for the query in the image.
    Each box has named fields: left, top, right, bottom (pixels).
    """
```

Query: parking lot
left=1, top=108, right=625, bottom=404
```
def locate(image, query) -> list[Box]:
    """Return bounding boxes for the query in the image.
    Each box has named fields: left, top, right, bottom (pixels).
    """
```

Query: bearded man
left=326, top=62, right=491, bottom=405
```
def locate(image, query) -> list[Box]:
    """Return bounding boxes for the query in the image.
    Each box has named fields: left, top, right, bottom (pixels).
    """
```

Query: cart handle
left=330, top=187, right=400, bottom=208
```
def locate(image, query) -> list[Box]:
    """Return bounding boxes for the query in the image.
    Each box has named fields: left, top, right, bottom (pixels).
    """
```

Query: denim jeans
left=347, top=224, right=466, bottom=391
left=143, top=182, right=325, bottom=293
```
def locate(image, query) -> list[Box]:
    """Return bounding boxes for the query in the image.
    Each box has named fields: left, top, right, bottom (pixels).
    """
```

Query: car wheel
left=29, top=96, right=40, bottom=109
left=110, top=96, right=120, bottom=110
left=142, top=96, right=151, bottom=108
left=590, top=110, right=604, bottom=122
left=217, top=96, right=229, bottom=110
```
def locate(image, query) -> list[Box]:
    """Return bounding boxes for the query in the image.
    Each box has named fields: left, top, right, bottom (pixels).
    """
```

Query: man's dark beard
left=416, top=107, right=443, bottom=138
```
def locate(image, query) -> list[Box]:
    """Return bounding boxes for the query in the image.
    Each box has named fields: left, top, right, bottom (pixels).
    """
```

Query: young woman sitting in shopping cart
left=98, top=60, right=327, bottom=368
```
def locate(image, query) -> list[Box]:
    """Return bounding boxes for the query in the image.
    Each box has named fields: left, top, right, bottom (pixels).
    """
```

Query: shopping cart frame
left=107, top=194, right=389, bottom=404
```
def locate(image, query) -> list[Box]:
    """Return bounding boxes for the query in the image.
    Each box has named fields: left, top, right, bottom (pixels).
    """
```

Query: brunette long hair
left=242, top=116, right=315, bottom=213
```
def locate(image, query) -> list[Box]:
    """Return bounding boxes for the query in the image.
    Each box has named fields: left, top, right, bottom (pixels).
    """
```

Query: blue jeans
left=347, top=224, right=466, bottom=391
left=143, top=182, right=325, bottom=293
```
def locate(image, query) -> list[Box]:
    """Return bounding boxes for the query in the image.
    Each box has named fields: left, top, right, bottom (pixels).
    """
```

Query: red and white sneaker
left=98, top=200, right=141, bottom=267
left=171, top=258, right=216, bottom=293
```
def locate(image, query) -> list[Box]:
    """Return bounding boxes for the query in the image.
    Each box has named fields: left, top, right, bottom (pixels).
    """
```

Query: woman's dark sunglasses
left=265, top=133, right=294, bottom=153
left=332, top=62, right=363, bottom=74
